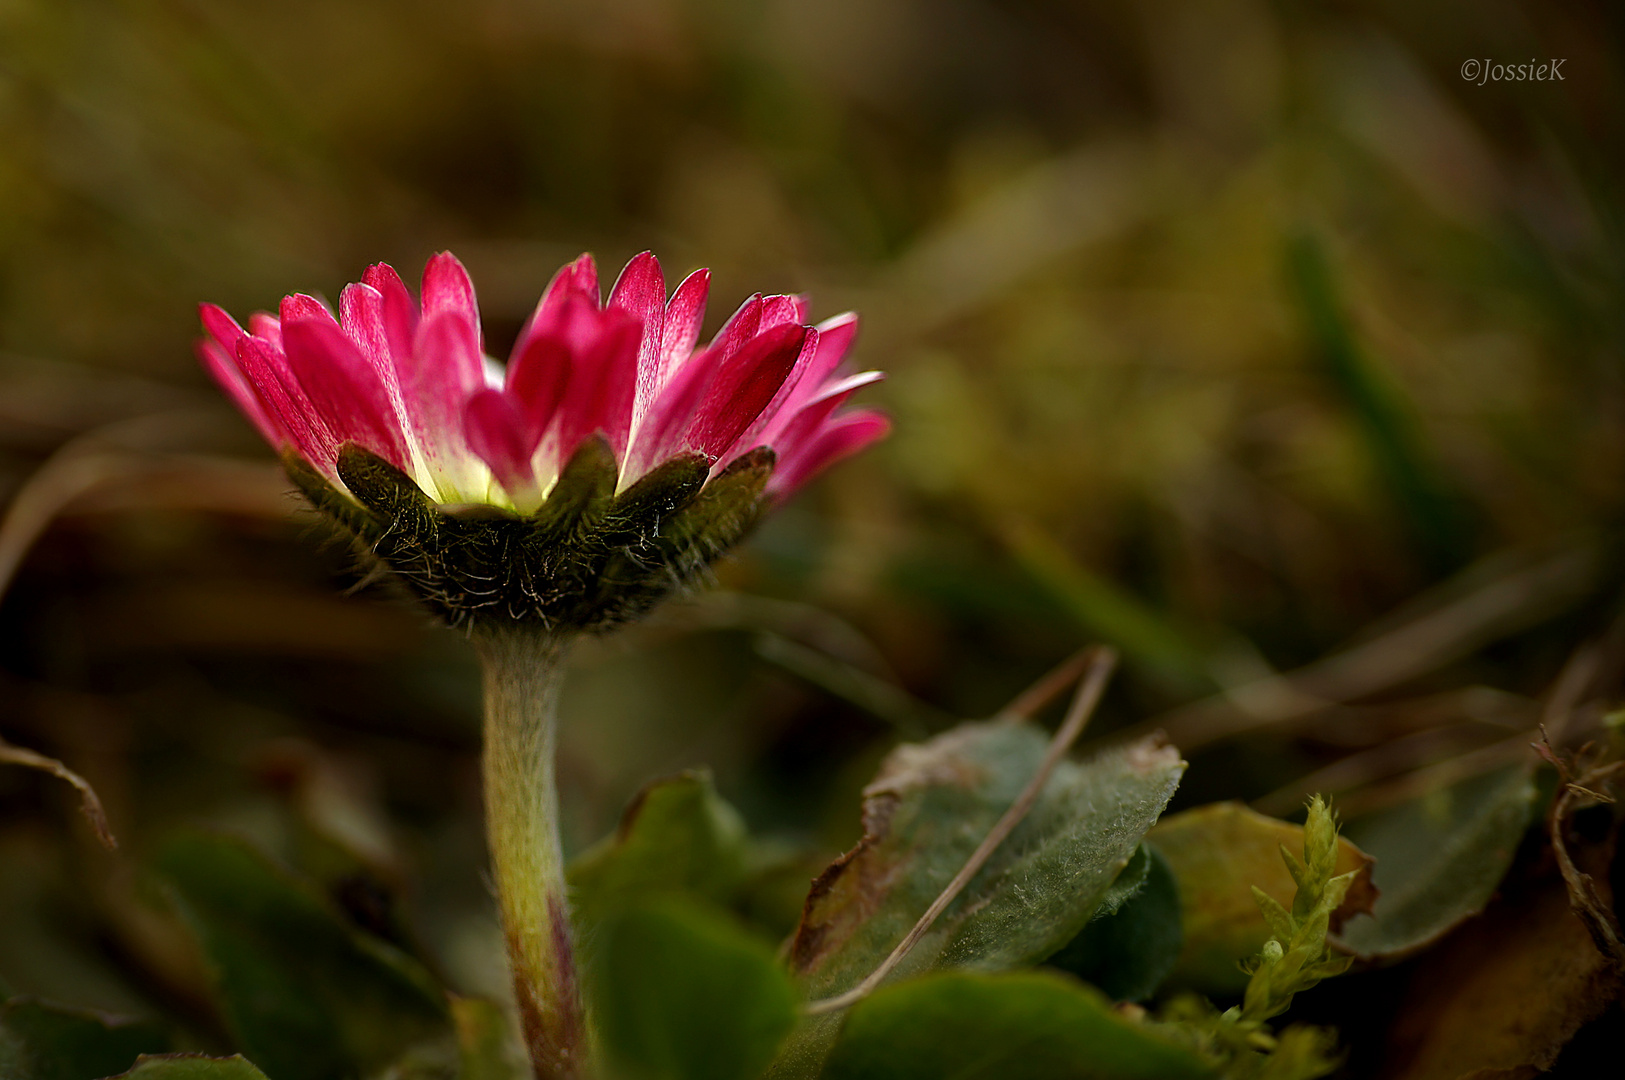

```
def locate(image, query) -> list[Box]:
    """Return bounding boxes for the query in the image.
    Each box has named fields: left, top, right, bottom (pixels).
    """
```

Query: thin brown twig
left=1542, top=738, right=1625, bottom=970
left=994, top=646, right=1098, bottom=723
left=803, top=646, right=1119, bottom=1016
left=0, top=736, right=117, bottom=849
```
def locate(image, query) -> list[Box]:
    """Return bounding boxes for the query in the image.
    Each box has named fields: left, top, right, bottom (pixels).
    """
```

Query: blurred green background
left=0, top=0, right=1621, bottom=1052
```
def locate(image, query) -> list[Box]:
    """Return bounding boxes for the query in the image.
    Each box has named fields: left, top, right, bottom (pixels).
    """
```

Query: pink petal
left=199, top=302, right=246, bottom=351
left=464, top=388, right=541, bottom=494
left=769, top=370, right=886, bottom=455
left=763, top=314, right=862, bottom=443
left=552, top=253, right=600, bottom=306
left=609, top=252, right=668, bottom=427
left=684, top=323, right=807, bottom=458
left=553, top=307, right=641, bottom=464
left=803, top=313, right=859, bottom=388
left=507, top=330, right=573, bottom=436
left=658, top=268, right=710, bottom=382
left=421, top=253, right=482, bottom=353
left=767, top=409, right=891, bottom=497
left=608, top=252, right=666, bottom=326
left=624, top=346, right=725, bottom=478
left=235, top=334, right=339, bottom=470
left=248, top=313, right=283, bottom=351
left=339, top=283, right=399, bottom=380
left=362, top=263, right=417, bottom=362
left=280, top=293, right=338, bottom=327
left=281, top=316, right=410, bottom=470
left=707, top=294, right=763, bottom=362
left=405, top=310, right=485, bottom=475
left=196, top=335, right=283, bottom=447
left=514, top=253, right=600, bottom=361
left=759, top=294, right=808, bottom=330
left=718, top=326, right=822, bottom=463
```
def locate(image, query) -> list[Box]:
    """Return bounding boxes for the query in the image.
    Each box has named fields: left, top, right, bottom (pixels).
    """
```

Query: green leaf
left=568, top=770, right=748, bottom=933
left=1335, top=764, right=1537, bottom=960
left=1149, top=802, right=1377, bottom=993
left=107, top=1055, right=271, bottom=1080
left=1047, top=846, right=1183, bottom=1003
left=822, top=971, right=1214, bottom=1080
left=153, top=832, right=450, bottom=1080
left=789, top=723, right=1186, bottom=1000
left=590, top=899, right=798, bottom=1080
left=0, top=998, right=169, bottom=1080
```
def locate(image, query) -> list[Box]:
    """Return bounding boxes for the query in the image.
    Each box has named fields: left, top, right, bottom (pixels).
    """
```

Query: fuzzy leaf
left=790, top=723, right=1185, bottom=993
left=590, top=900, right=798, bottom=1080
left=821, top=971, right=1214, bottom=1080
left=1335, top=765, right=1537, bottom=960
left=1047, top=846, right=1184, bottom=1002
left=153, top=832, right=450, bottom=1080
left=776, top=723, right=1183, bottom=1077
left=0, top=999, right=169, bottom=1080
left=1149, top=802, right=1377, bottom=993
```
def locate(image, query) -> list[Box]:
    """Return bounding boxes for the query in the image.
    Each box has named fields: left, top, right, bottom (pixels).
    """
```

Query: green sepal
left=336, top=445, right=438, bottom=533
left=607, top=453, right=711, bottom=536
left=283, top=451, right=381, bottom=541
left=531, top=435, right=618, bottom=539
left=283, top=441, right=778, bottom=631
left=666, top=447, right=775, bottom=553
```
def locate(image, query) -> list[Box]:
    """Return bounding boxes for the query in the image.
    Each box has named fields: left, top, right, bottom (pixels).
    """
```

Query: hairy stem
left=474, top=627, right=587, bottom=1080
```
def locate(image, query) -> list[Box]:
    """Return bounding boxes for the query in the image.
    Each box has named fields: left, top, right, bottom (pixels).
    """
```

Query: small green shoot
left=1158, top=795, right=1356, bottom=1079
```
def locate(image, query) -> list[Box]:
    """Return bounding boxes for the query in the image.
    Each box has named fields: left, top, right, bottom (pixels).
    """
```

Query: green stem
left=473, top=626, right=587, bottom=1080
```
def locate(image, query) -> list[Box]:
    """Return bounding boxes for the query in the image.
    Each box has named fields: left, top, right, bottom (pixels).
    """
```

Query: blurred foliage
left=2, top=0, right=1625, bottom=1076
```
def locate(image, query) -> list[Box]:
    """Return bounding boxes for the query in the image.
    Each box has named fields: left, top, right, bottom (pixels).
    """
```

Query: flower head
left=199, top=251, right=888, bottom=629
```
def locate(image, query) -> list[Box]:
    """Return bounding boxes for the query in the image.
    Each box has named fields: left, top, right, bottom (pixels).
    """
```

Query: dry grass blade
left=803, top=645, right=1119, bottom=1016
left=753, top=632, right=944, bottom=739
left=0, top=411, right=289, bottom=604
left=0, top=450, right=148, bottom=602
left=0, top=736, right=117, bottom=849
left=1330, top=732, right=1537, bottom=820
left=1251, top=722, right=1506, bottom=818
left=1103, top=542, right=1597, bottom=755
left=993, top=646, right=1099, bottom=723
left=1331, top=643, right=1600, bottom=819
